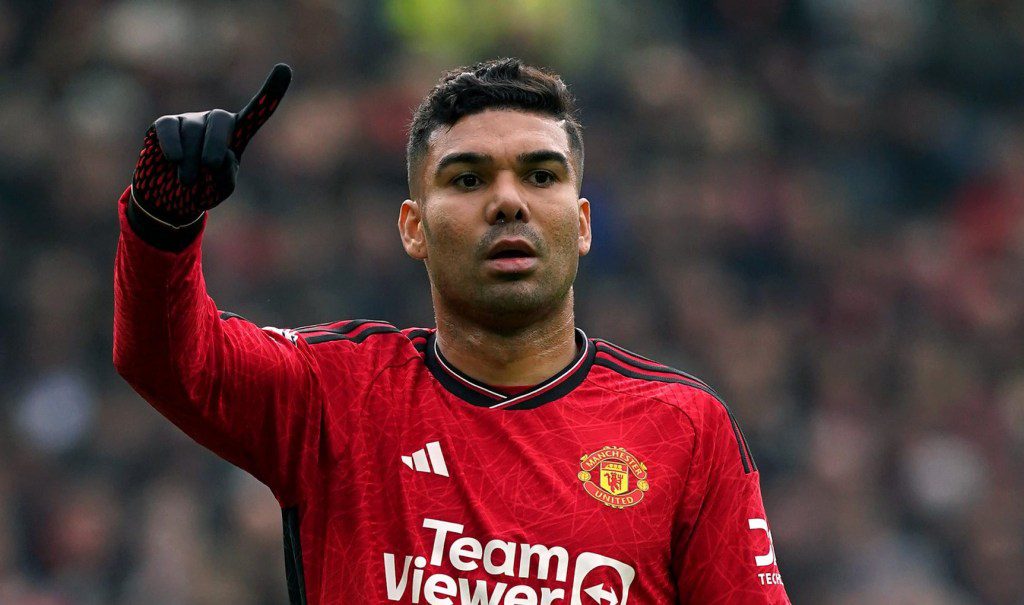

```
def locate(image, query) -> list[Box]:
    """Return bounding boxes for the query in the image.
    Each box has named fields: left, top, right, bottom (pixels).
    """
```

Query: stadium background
left=2, top=0, right=1023, bottom=603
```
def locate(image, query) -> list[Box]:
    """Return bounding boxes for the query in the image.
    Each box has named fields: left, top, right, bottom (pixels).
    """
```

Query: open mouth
left=488, top=249, right=534, bottom=259
left=485, top=238, right=537, bottom=260
left=484, top=239, right=539, bottom=273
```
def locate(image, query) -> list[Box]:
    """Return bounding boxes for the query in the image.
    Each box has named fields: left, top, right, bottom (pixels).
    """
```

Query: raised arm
left=113, top=65, right=321, bottom=505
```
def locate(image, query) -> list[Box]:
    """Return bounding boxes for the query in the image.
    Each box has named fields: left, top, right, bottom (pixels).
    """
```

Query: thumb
left=230, top=63, right=292, bottom=156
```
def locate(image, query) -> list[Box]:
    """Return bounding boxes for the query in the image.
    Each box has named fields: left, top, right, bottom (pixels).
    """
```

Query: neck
left=433, top=293, right=578, bottom=387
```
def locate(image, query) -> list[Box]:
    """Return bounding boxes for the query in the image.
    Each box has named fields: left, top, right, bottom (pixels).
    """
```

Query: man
left=114, top=59, right=790, bottom=604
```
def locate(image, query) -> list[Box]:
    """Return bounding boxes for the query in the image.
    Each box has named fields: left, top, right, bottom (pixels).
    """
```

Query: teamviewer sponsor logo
left=383, top=518, right=636, bottom=604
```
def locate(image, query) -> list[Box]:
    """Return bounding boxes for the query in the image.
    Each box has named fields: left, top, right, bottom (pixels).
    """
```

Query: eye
left=527, top=170, right=557, bottom=187
left=453, top=174, right=483, bottom=190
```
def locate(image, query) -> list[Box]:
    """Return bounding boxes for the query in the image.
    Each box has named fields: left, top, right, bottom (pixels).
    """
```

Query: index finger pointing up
left=230, top=63, right=293, bottom=156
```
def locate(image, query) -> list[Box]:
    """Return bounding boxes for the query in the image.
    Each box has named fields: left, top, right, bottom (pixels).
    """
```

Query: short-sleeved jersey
left=112, top=188, right=790, bottom=604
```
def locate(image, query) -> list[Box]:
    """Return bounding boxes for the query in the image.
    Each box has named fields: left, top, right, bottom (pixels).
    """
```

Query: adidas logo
left=401, top=441, right=449, bottom=477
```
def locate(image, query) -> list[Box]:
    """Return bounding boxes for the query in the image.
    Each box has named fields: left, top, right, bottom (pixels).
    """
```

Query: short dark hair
left=406, top=58, right=584, bottom=197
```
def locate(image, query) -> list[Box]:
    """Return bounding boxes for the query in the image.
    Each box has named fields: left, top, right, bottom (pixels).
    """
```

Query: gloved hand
left=131, top=64, right=292, bottom=227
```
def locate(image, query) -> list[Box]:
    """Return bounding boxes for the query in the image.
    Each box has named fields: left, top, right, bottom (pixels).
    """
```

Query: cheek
left=550, top=206, right=584, bottom=254
left=424, top=210, right=475, bottom=260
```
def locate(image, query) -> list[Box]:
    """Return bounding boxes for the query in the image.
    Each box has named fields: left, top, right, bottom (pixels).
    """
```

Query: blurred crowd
left=1, top=0, right=1023, bottom=603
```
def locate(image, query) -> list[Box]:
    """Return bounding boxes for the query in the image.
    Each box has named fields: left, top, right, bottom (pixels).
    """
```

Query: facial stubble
left=422, top=211, right=581, bottom=332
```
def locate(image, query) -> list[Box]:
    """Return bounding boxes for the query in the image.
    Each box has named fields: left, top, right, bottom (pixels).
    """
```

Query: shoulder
left=290, top=319, right=407, bottom=345
left=589, top=336, right=720, bottom=408
left=588, top=336, right=757, bottom=473
left=591, top=338, right=717, bottom=395
left=291, top=319, right=431, bottom=358
left=220, top=312, right=429, bottom=364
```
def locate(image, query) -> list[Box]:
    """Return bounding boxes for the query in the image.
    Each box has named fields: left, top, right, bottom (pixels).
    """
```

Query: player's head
left=398, top=58, right=591, bottom=330
left=405, top=58, right=584, bottom=198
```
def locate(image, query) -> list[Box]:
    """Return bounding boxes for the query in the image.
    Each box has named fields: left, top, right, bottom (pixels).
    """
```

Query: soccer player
left=114, top=59, right=790, bottom=604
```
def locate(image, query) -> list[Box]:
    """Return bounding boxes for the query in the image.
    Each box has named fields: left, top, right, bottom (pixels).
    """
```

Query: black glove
left=131, top=64, right=292, bottom=228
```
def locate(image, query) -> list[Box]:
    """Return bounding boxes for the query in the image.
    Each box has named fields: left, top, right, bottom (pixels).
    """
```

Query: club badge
left=578, top=446, right=649, bottom=509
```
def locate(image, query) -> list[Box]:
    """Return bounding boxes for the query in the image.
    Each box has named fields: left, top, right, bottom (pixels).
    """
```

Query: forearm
left=113, top=184, right=324, bottom=494
left=113, top=186, right=219, bottom=415
left=114, top=185, right=280, bottom=477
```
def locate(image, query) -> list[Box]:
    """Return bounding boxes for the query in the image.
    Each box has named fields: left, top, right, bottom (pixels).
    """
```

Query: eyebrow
left=517, top=150, right=570, bottom=172
left=434, top=150, right=571, bottom=178
left=435, top=152, right=491, bottom=176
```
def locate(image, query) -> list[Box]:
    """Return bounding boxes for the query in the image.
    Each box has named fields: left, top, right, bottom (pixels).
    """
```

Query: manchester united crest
left=578, top=446, right=649, bottom=509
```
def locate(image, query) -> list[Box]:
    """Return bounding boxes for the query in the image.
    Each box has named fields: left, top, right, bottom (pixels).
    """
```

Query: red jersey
left=112, top=188, right=790, bottom=604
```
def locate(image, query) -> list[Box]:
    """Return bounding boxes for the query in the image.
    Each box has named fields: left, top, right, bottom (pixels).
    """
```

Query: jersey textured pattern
left=112, top=187, right=791, bottom=604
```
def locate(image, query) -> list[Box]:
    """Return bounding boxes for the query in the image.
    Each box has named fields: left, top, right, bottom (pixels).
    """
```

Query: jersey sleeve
left=673, top=394, right=790, bottom=604
left=112, top=186, right=323, bottom=505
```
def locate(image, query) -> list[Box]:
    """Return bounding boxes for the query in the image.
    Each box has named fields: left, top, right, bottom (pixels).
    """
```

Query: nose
left=486, top=171, right=530, bottom=225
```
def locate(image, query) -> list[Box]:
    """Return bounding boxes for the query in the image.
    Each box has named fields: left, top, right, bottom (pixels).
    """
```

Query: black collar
left=424, top=329, right=595, bottom=410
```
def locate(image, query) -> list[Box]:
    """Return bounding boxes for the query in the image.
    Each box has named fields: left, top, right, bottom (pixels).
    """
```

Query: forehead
left=426, top=109, right=571, bottom=166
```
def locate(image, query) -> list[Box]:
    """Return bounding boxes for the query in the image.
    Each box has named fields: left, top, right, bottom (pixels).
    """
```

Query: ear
left=399, top=199, right=428, bottom=260
left=577, top=197, right=592, bottom=256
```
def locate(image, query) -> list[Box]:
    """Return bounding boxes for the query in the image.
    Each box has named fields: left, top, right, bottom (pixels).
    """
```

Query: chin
left=433, top=267, right=575, bottom=328
left=481, top=287, right=548, bottom=315
left=475, top=281, right=572, bottom=324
